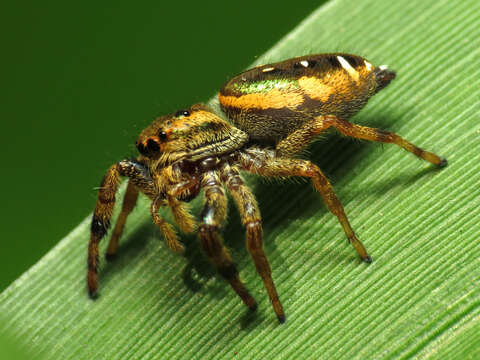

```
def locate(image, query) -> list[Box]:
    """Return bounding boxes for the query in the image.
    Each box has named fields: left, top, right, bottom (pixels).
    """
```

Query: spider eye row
left=158, top=131, right=168, bottom=140
left=175, top=109, right=190, bottom=117
left=137, top=108, right=187, bottom=156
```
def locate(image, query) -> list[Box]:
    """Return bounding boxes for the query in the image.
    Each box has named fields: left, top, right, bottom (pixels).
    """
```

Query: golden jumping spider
left=88, top=53, right=446, bottom=323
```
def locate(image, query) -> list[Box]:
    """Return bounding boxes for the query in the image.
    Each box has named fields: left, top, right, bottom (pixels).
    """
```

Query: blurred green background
left=0, top=1, right=325, bottom=291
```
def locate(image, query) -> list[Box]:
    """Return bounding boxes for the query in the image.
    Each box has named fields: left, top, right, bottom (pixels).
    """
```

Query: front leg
left=88, top=158, right=159, bottom=298
left=166, top=178, right=199, bottom=234
left=105, top=180, right=139, bottom=261
left=198, top=171, right=257, bottom=312
left=150, top=197, right=183, bottom=253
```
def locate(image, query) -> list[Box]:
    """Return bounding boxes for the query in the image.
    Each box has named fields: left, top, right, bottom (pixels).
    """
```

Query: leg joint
left=225, top=175, right=243, bottom=190
left=199, top=224, right=223, bottom=256
left=218, top=263, right=238, bottom=280
left=246, top=221, right=263, bottom=250
left=91, top=215, right=109, bottom=238
left=199, top=223, right=218, bottom=234
left=375, top=129, right=394, bottom=142
left=246, top=220, right=261, bottom=229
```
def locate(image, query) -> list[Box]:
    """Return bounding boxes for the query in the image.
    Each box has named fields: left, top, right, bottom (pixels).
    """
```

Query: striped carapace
left=87, top=54, right=446, bottom=323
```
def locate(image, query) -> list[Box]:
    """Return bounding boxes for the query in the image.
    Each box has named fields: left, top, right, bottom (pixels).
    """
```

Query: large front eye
left=136, top=137, right=160, bottom=157
left=146, top=138, right=160, bottom=152
left=136, top=141, right=148, bottom=156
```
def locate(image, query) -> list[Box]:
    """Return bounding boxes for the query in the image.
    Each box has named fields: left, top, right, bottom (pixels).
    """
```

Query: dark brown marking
left=91, top=216, right=109, bottom=238
left=218, top=263, right=238, bottom=280
left=199, top=157, right=220, bottom=171
left=413, top=146, right=424, bottom=157
left=226, top=175, right=243, bottom=190
left=326, top=55, right=340, bottom=68
left=343, top=55, right=363, bottom=68
left=98, top=192, right=115, bottom=203
left=375, top=129, right=392, bottom=142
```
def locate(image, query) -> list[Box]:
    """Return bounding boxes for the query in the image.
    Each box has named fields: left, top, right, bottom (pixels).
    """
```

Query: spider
left=87, top=54, right=446, bottom=323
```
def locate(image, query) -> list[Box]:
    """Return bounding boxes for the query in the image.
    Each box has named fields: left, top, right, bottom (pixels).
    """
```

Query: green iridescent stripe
left=232, top=78, right=298, bottom=94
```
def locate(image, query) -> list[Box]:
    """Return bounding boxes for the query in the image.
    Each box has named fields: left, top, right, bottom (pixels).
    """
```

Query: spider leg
left=276, top=115, right=446, bottom=166
left=166, top=179, right=199, bottom=234
left=88, top=158, right=177, bottom=298
left=240, top=150, right=371, bottom=264
left=105, top=180, right=139, bottom=260
left=222, top=165, right=285, bottom=323
left=324, top=116, right=446, bottom=166
left=89, top=163, right=127, bottom=298
left=150, top=197, right=183, bottom=253
left=275, top=115, right=333, bottom=157
left=199, top=171, right=257, bottom=312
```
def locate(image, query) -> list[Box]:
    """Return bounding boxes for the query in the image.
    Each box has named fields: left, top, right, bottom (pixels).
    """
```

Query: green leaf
left=1, top=0, right=479, bottom=359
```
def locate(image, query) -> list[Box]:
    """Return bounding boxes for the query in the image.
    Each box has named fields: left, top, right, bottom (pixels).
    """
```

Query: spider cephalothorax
left=135, top=104, right=248, bottom=165
left=88, top=54, right=446, bottom=323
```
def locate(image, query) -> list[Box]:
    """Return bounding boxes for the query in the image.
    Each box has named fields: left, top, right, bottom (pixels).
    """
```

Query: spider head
left=136, top=104, right=248, bottom=164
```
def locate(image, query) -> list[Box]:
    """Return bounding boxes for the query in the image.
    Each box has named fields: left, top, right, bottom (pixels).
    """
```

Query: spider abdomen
left=219, top=53, right=395, bottom=144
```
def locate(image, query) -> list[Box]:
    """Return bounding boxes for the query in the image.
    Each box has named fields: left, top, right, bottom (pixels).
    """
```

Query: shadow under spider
left=98, top=222, right=152, bottom=286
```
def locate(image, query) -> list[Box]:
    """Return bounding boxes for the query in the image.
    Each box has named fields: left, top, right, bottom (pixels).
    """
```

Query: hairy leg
left=198, top=171, right=257, bottom=311
left=324, top=117, right=446, bottom=166
left=275, top=115, right=334, bottom=157
left=105, top=180, right=139, bottom=260
left=88, top=158, right=159, bottom=297
left=150, top=197, right=184, bottom=253
left=166, top=179, right=199, bottom=234
left=240, top=150, right=371, bottom=263
left=88, top=164, right=121, bottom=298
left=221, top=165, right=285, bottom=322
left=276, top=114, right=446, bottom=166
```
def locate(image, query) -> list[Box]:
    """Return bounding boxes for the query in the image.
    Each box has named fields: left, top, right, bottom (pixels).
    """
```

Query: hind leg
left=323, top=117, right=446, bottom=166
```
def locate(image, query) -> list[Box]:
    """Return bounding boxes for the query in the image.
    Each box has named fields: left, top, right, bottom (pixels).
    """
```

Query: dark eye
left=136, top=141, right=148, bottom=156
left=146, top=138, right=160, bottom=152
left=159, top=131, right=168, bottom=141
left=175, top=109, right=190, bottom=117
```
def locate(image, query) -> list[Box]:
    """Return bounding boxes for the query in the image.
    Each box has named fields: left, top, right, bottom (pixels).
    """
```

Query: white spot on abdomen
left=337, top=55, right=359, bottom=82
left=300, top=60, right=309, bottom=67
left=262, top=67, right=275, bottom=73
left=364, top=60, right=373, bottom=71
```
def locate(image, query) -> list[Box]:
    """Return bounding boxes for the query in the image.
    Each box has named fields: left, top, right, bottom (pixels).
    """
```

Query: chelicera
left=88, top=54, right=446, bottom=322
